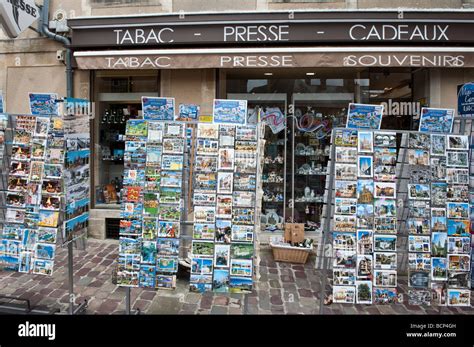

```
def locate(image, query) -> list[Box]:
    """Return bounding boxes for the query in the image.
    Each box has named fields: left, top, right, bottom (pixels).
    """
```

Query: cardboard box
left=284, top=224, right=293, bottom=243
left=291, top=224, right=305, bottom=243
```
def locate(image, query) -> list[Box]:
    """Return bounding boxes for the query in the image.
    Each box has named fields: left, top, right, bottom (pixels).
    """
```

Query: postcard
left=197, top=123, right=219, bottom=139
left=192, top=241, right=215, bottom=258
left=217, top=172, right=234, bottom=194
left=32, top=140, right=48, bottom=160
left=34, top=243, right=56, bottom=261
left=431, top=215, right=447, bottom=233
left=145, top=145, right=162, bottom=167
left=448, top=254, right=470, bottom=272
left=29, top=93, right=58, bottom=116
left=410, top=166, right=431, bottom=184
left=33, top=117, right=50, bottom=137
left=447, top=289, right=470, bottom=306
left=335, top=198, right=357, bottom=215
left=139, top=265, right=156, bottom=288
left=157, top=238, right=179, bottom=257
left=408, top=184, right=430, bottom=200
left=193, top=223, right=215, bottom=240
left=163, top=137, right=185, bottom=155
left=230, top=259, right=252, bottom=277
left=9, top=161, right=29, bottom=177
left=346, top=103, right=383, bottom=130
left=139, top=240, right=157, bottom=264
left=12, top=145, right=31, bottom=161
left=408, top=253, right=431, bottom=271
left=142, top=97, right=175, bottom=120
left=157, top=257, right=178, bottom=273
left=36, top=228, right=57, bottom=244
left=164, top=123, right=185, bottom=138
left=333, top=286, right=356, bottom=304
left=374, top=252, right=397, bottom=270
left=32, top=259, right=54, bottom=276
left=40, top=195, right=61, bottom=211
left=357, top=131, right=373, bottom=153
left=374, top=198, right=396, bottom=217
left=447, top=202, right=469, bottom=219
left=356, top=254, right=372, bottom=279
left=140, top=218, right=157, bottom=239
left=334, top=129, right=358, bottom=147
left=333, top=232, right=356, bottom=251
left=124, top=169, right=145, bottom=185
left=125, top=120, right=148, bottom=137
left=447, top=219, right=469, bottom=236
left=335, top=163, right=357, bottom=180
left=214, top=269, right=231, bottom=293
left=374, top=234, right=397, bottom=252
left=374, top=270, right=397, bottom=287
left=374, top=182, right=396, bottom=199
left=196, top=139, right=219, bottom=156
left=194, top=205, right=216, bottom=224
left=191, top=258, right=213, bottom=275
left=235, top=140, right=257, bottom=153
left=159, top=171, right=181, bottom=188
left=431, top=208, right=446, bottom=217
left=38, top=210, right=59, bottom=228
left=213, top=244, right=231, bottom=268
left=431, top=283, right=447, bottom=305
left=407, top=218, right=430, bottom=235
left=447, top=236, right=470, bottom=254
left=431, top=157, right=446, bottom=181
left=409, top=200, right=430, bottom=218
left=194, top=173, right=217, bottom=192
left=409, top=133, right=430, bottom=150
left=447, top=184, right=469, bottom=202
left=429, top=258, right=448, bottom=282
left=195, top=155, right=218, bottom=172
left=408, top=270, right=429, bottom=288
left=408, top=290, right=431, bottom=306
left=218, top=148, right=235, bottom=171
left=216, top=196, right=233, bottom=219
left=374, top=147, right=397, bottom=166
left=333, top=269, right=356, bottom=286
left=158, top=204, right=181, bottom=222
left=335, top=147, right=357, bottom=163
left=355, top=281, right=372, bottom=304
left=6, top=191, right=26, bottom=208
left=357, top=155, right=373, bottom=178
left=13, top=129, right=31, bottom=145
left=6, top=209, right=25, bottom=224
left=355, top=179, right=373, bottom=204
left=190, top=276, right=212, bottom=293
left=18, top=252, right=32, bottom=273
left=233, top=191, right=255, bottom=208
left=419, top=108, right=454, bottom=133
left=156, top=275, right=176, bottom=289
left=157, top=221, right=179, bottom=239
left=333, top=214, right=356, bottom=232
left=234, top=173, right=257, bottom=191
left=219, top=125, right=236, bottom=147
left=446, top=168, right=469, bottom=184
left=448, top=272, right=470, bottom=288
left=373, top=132, right=396, bottom=147
left=213, top=99, right=247, bottom=125
left=446, top=151, right=469, bottom=168
left=230, top=243, right=253, bottom=260
left=430, top=182, right=447, bottom=207
left=161, top=154, right=184, bottom=171
left=447, top=135, right=469, bottom=151
left=408, top=149, right=429, bottom=166
left=335, top=181, right=357, bottom=199
left=356, top=230, right=373, bottom=254
left=159, top=187, right=181, bottom=204
left=430, top=134, right=446, bottom=156
left=235, top=126, right=257, bottom=141
left=333, top=250, right=356, bottom=269
left=408, top=235, right=431, bottom=253
left=146, top=121, right=163, bottom=143
left=231, top=225, right=254, bottom=243
left=232, top=207, right=254, bottom=225
left=193, top=193, right=216, bottom=206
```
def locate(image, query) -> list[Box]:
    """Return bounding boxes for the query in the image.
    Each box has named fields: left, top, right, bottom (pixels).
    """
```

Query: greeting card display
left=190, top=123, right=259, bottom=293
left=118, top=120, right=183, bottom=289
left=0, top=110, right=65, bottom=275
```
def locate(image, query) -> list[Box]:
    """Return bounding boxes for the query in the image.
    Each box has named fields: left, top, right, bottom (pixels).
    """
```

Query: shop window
left=93, top=71, right=159, bottom=209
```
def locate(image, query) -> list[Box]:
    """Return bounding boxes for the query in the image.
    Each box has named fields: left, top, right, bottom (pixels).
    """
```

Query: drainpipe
left=39, top=0, right=73, bottom=98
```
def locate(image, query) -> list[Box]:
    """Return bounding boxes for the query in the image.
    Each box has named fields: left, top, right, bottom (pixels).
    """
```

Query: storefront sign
left=68, top=11, right=474, bottom=48
left=0, top=0, right=39, bottom=38
left=457, top=82, right=474, bottom=118
left=74, top=52, right=474, bottom=70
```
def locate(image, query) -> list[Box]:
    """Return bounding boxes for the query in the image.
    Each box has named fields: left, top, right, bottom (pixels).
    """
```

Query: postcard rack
left=0, top=110, right=89, bottom=315
left=319, top=127, right=473, bottom=312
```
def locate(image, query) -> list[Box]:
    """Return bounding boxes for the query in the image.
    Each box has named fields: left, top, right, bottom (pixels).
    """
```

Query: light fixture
left=306, top=72, right=315, bottom=76
left=264, top=72, right=273, bottom=76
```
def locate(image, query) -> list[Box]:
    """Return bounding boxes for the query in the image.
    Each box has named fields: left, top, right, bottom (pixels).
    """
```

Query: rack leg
left=68, top=242, right=74, bottom=315
left=125, top=287, right=131, bottom=315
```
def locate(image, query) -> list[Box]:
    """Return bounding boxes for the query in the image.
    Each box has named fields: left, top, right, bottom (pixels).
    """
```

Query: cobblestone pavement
left=0, top=239, right=472, bottom=314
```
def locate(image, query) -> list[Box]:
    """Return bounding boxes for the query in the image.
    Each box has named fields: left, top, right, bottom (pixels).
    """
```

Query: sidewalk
left=0, top=239, right=471, bottom=314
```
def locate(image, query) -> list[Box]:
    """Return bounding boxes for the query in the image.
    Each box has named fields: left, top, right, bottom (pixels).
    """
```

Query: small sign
left=178, top=104, right=200, bottom=121
left=346, top=103, right=384, bottom=130
left=0, top=0, right=39, bottom=38
left=198, top=115, right=213, bottom=123
left=419, top=107, right=454, bottom=133
left=458, top=82, right=474, bottom=118
left=29, top=93, right=59, bottom=116
left=142, top=97, right=175, bottom=121
left=213, top=99, right=247, bottom=125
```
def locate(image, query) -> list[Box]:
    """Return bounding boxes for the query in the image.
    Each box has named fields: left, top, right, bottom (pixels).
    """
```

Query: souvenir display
left=191, top=122, right=259, bottom=293
left=118, top=120, right=184, bottom=289
left=0, top=108, right=65, bottom=275
left=332, top=128, right=398, bottom=303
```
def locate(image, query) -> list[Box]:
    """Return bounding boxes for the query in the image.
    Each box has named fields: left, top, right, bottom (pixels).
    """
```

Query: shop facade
left=63, top=10, right=474, bottom=242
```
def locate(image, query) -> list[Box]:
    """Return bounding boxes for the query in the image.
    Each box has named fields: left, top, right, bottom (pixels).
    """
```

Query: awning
left=74, top=46, right=474, bottom=70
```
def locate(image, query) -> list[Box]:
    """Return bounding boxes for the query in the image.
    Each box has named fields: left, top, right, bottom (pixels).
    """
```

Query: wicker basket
left=271, top=244, right=312, bottom=264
